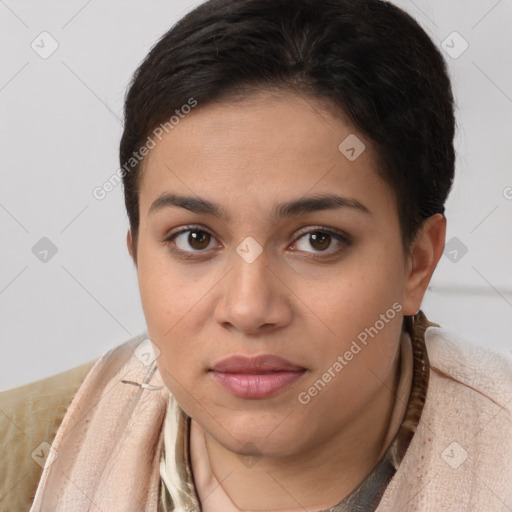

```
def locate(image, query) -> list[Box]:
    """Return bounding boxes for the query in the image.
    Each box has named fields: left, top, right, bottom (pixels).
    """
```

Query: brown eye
left=308, top=232, right=331, bottom=251
left=168, top=228, right=218, bottom=253
left=188, top=230, right=211, bottom=250
left=293, top=228, right=351, bottom=256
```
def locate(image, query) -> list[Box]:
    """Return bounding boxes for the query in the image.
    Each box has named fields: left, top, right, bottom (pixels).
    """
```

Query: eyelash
left=163, top=224, right=352, bottom=260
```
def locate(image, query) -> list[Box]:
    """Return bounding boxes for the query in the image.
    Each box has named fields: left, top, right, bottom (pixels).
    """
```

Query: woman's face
left=130, top=90, right=420, bottom=458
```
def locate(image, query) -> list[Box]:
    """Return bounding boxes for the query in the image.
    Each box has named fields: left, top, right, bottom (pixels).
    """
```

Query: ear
left=126, top=229, right=137, bottom=266
left=402, top=213, right=446, bottom=315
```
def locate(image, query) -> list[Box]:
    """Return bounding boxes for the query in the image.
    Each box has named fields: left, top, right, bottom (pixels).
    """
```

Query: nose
left=213, top=247, right=293, bottom=336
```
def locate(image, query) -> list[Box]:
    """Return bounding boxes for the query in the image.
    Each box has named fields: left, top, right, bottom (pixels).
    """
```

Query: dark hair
left=120, top=0, right=455, bottom=253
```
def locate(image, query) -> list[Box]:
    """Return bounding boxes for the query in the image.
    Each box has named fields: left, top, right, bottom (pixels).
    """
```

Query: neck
left=201, top=345, right=402, bottom=511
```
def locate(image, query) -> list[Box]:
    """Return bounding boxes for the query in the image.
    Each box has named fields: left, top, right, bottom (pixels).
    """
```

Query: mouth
left=209, top=354, right=307, bottom=399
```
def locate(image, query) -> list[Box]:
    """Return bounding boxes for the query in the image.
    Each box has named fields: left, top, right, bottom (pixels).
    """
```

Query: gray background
left=1, top=0, right=511, bottom=391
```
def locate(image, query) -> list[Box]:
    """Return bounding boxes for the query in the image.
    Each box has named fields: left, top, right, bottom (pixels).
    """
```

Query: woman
left=1, top=0, right=511, bottom=510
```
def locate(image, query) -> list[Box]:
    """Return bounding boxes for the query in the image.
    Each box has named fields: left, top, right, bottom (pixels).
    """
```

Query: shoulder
left=0, top=357, right=99, bottom=510
left=424, top=324, right=512, bottom=410
left=379, top=323, right=512, bottom=510
left=0, top=358, right=100, bottom=510
left=0, top=332, right=154, bottom=511
left=420, top=325, right=512, bottom=506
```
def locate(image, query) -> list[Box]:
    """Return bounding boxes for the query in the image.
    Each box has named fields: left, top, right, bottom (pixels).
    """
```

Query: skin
left=127, top=89, right=446, bottom=510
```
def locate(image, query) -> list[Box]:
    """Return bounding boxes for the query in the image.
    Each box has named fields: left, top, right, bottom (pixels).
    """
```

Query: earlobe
left=402, top=213, right=446, bottom=315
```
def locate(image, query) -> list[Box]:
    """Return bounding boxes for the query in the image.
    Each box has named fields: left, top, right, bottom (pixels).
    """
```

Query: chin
left=206, top=412, right=311, bottom=457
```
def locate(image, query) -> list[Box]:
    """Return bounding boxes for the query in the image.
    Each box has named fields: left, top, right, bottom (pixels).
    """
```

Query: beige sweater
left=1, top=321, right=511, bottom=511
left=377, top=326, right=512, bottom=510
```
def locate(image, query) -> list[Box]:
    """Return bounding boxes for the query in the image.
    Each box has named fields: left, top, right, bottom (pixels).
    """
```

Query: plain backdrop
left=1, top=0, right=511, bottom=390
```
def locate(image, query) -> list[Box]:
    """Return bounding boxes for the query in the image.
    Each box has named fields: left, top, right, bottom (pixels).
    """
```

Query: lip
left=211, top=354, right=305, bottom=373
left=209, top=355, right=306, bottom=399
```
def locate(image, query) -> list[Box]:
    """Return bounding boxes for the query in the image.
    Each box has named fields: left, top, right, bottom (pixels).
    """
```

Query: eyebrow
left=148, top=192, right=371, bottom=220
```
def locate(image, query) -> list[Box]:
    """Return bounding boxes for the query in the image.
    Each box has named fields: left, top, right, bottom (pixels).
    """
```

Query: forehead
left=137, top=90, right=389, bottom=213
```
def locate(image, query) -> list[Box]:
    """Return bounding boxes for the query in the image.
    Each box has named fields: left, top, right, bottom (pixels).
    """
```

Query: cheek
left=303, top=244, right=405, bottom=391
left=137, top=242, right=195, bottom=333
left=316, top=253, right=404, bottom=338
left=135, top=243, right=212, bottom=396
